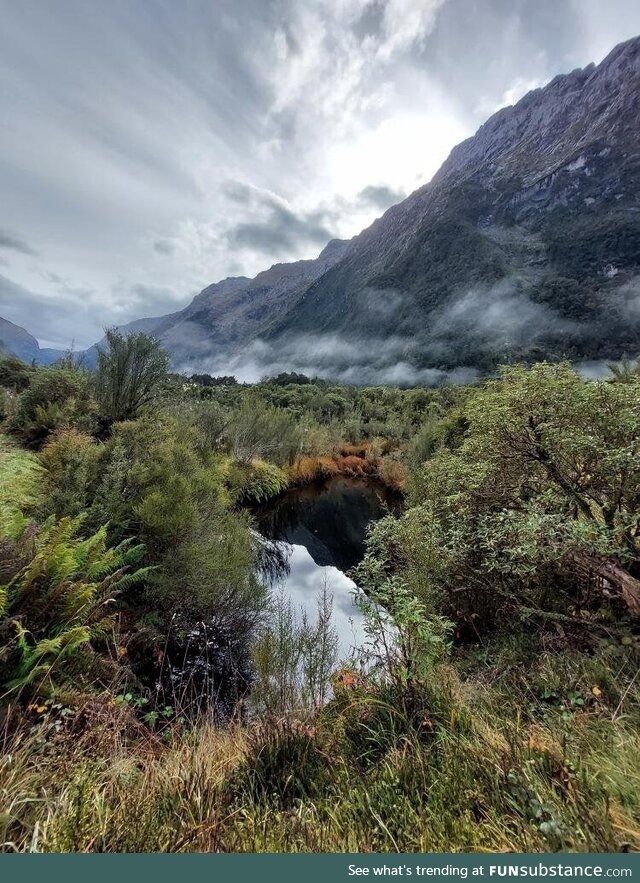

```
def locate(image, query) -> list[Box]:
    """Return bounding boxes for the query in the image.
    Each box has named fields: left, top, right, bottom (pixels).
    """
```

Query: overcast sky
left=1, top=0, right=639, bottom=348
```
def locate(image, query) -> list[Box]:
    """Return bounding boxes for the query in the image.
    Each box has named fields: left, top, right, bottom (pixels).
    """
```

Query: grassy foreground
left=1, top=638, right=639, bottom=853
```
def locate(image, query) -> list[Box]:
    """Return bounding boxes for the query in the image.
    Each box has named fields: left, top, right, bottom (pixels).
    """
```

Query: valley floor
left=2, top=636, right=639, bottom=852
left=1, top=351, right=639, bottom=853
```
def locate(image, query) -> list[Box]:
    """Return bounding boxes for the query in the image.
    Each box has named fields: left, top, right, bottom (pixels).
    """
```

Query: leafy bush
left=39, top=429, right=99, bottom=518
left=401, top=363, right=640, bottom=630
left=0, top=435, right=44, bottom=529
left=9, top=360, right=94, bottom=447
left=224, top=397, right=301, bottom=466
left=0, top=355, right=32, bottom=392
left=91, top=415, right=266, bottom=629
left=229, top=459, right=289, bottom=504
left=251, top=588, right=338, bottom=718
left=94, top=328, right=169, bottom=424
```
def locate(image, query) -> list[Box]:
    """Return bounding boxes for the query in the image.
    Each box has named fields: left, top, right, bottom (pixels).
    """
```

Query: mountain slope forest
left=0, top=336, right=639, bottom=853
left=67, top=36, right=640, bottom=384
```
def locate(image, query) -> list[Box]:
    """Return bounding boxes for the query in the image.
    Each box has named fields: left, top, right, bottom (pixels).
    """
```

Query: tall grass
left=1, top=646, right=638, bottom=853
left=0, top=434, right=44, bottom=527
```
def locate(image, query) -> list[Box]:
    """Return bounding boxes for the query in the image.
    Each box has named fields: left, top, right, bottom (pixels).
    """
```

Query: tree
left=405, top=363, right=640, bottom=627
left=94, top=328, right=169, bottom=424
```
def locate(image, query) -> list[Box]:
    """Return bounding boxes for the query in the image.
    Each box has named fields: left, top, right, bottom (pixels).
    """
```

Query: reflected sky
left=267, top=542, right=367, bottom=661
left=255, top=478, right=399, bottom=660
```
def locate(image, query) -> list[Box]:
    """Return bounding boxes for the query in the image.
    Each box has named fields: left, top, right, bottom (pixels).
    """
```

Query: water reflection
left=254, top=477, right=401, bottom=571
left=254, top=478, right=401, bottom=658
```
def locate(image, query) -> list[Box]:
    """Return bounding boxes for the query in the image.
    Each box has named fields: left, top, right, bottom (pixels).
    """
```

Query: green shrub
left=0, top=435, right=44, bottom=529
left=9, top=361, right=94, bottom=447
left=229, top=459, right=289, bottom=504
left=94, top=328, right=170, bottom=424
left=232, top=719, right=333, bottom=808
left=224, top=397, right=301, bottom=466
left=0, top=355, right=32, bottom=392
left=90, top=414, right=266, bottom=627
left=405, top=363, right=640, bottom=629
left=251, top=588, right=338, bottom=718
left=39, top=428, right=99, bottom=518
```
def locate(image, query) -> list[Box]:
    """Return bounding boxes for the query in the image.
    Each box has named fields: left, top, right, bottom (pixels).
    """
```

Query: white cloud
left=378, top=0, right=447, bottom=59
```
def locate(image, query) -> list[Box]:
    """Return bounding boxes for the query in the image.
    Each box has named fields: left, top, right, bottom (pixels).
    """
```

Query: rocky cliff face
left=106, top=36, right=640, bottom=381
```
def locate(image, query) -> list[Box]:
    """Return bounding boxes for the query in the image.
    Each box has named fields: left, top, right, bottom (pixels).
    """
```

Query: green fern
left=0, top=513, right=149, bottom=698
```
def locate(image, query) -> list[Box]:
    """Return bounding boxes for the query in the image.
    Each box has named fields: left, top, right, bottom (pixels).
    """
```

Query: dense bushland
left=0, top=342, right=638, bottom=852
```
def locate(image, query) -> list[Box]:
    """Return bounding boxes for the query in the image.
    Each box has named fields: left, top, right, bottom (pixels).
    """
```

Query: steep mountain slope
left=0, top=316, right=62, bottom=364
left=98, top=36, right=640, bottom=382
left=267, top=36, right=640, bottom=376
left=109, top=239, right=349, bottom=370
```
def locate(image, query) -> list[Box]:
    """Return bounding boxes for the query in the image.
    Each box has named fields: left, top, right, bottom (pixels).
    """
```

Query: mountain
left=267, top=36, right=640, bottom=379
left=108, top=238, right=350, bottom=372
left=111, top=36, right=640, bottom=382
left=0, top=316, right=62, bottom=365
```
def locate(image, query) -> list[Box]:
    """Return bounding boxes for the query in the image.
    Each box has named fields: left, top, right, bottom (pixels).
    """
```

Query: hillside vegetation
left=0, top=337, right=639, bottom=852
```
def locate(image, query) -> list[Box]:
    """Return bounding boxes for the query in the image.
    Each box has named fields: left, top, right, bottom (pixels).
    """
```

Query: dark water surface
left=254, top=478, right=402, bottom=658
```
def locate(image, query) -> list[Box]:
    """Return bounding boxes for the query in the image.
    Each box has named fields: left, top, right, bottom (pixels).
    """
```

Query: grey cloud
left=153, top=239, right=175, bottom=255
left=2, top=0, right=640, bottom=351
left=358, top=184, right=405, bottom=210
left=111, top=282, right=186, bottom=319
left=227, top=191, right=335, bottom=256
left=0, top=228, right=38, bottom=256
left=0, top=271, right=186, bottom=350
left=0, top=273, right=88, bottom=350
left=431, top=279, right=577, bottom=346
left=222, top=180, right=337, bottom=255
left=222, top=181, right=256, bottom=205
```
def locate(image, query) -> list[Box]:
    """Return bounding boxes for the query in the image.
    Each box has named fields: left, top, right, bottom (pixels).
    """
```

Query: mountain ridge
left=257, top=35, right=640, bottom=380
left=0, top=316, right=62, bottom=365
left=5, top=36, right=640, bottom=383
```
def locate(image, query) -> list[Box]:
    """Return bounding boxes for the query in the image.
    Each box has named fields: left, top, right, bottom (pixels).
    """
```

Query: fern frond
left=109, top=566, right=153, bottom=593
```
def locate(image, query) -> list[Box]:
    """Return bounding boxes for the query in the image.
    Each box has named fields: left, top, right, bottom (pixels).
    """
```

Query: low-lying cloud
left=430, top=279, right=578, bottom=346
left=176, top=331, right=479, bottom=387
left=171, top=277, right=589, bottom=386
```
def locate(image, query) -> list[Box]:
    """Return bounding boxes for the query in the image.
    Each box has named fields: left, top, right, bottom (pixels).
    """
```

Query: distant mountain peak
left=0, top=316, right=62, bottom=364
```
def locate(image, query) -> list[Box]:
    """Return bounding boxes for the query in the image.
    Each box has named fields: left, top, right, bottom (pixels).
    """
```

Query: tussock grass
left=1, top=647, right=638, bottom=853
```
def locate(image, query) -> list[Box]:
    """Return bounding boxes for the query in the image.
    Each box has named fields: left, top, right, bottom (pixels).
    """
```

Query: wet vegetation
left=0, top=333, right=639, bottom=852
